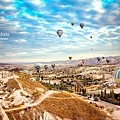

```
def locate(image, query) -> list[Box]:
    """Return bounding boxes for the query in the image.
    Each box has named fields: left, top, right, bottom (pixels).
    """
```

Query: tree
left=80, top=87, right=82, bottom=92
left=104, top=89, right=107, bottom=99
left=110, top=90, right=114, bottom=100
left=82, top=88, right=87, bottom=95
left=90, top=94, right=92, bottom=98
left=102, top=72, right=105, bottom=80
left=75, top=85, right=77, bottom=92
left=76, top=81, right=80, bottom=92
left=70, top=84, right=72, bottom=91
left=119, top=93, right=120, bottom=103
left=36, top=76, right=40, bottom=81
left=41, top=76, right=43, bottom=80
left=101, top=90, right=104, bottom=98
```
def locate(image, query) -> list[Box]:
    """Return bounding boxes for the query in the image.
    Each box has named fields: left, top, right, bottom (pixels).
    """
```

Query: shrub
left=94, top=96, right=99, bottom=101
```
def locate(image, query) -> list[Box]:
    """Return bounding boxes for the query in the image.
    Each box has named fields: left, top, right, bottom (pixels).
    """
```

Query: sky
left=0, top=0, right=120, bottom=63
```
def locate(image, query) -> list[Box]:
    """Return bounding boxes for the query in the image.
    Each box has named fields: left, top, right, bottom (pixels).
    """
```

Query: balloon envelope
left=34, top=63, right=42, bottom=72
left=44, top=65, right=48, bottom=70
left=113, top=69, right=120, bottom=84
left=106, top=59, right=110, bottom=63
left=71, top=22, right=74, bottom=26
left=69, top=56, right=72, bottom=60
left=23, top=69, right=29, bottom=74
left=97, top=57, right=100, bottom=61
left=51, top=64, right=55, bottom=69
left=80, top=23, right=84, bottom=28
left=82, top=60, right=84, bottom=64
left=57, top=30, right=63, bottom=37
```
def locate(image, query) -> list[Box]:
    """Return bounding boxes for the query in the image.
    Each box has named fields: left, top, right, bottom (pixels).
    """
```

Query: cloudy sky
left=0, top=0, right=120, bottom=63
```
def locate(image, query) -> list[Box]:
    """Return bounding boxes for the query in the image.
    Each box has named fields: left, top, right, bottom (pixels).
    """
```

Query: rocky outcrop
left=0, top=105, right=9, bottom=120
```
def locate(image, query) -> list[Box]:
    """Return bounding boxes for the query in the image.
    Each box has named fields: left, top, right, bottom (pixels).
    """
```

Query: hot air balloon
left=90, top=36, right=92, bottom=38
left=80, top=23, right=84, bottom=29
left=69, top=56, right=72, bottom=60
left=97, top=57, right=100, bottom=62
left=34, top=63, right=42, bottom=73
left=51, top=64, right=55, bottom=69
left=23, top=69, right=29, bottom=74
left=106, top=59, right=110, bottom=63
left=57, top=29, right=63, bottom=37
left=44, top=65, right=48, bottom=70
left=71, top=22, right=74, bottom=26
left=82, top=60, right=84, bottom=64
left=113, top=69, right=120, bottom=84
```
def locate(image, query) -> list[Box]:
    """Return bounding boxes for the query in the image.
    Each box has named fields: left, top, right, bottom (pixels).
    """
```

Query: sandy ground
left=95, top=100, right=120, bottom=120
left=86, top=87, right=120, bottom=120
left=0, top=105, right=9, bottom=120
left=106, top=88, right=120, bottom=94
left=81, top=96, right=120, bottom=120
left=88, top=88, right=120, bottom=94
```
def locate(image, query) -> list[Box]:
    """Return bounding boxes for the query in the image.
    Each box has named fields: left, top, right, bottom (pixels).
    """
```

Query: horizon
left=0, top=55, right=120, bottom=64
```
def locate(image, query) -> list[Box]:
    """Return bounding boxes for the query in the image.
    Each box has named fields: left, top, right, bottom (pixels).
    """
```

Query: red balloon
left=82, top=60, right=84, bottom=64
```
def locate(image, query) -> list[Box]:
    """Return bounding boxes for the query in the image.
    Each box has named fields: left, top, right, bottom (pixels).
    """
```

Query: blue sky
left=0, top=0, right=120, bottom=63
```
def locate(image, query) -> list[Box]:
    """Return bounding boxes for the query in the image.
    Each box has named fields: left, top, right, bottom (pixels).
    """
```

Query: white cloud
left=0, top=0, right=119, bottom=62
left=5, top=53, right=16, bottom=57
left=16, top=52, right=27, bottom=55
left=22, top=13, right=38, bottom=20
left=1, top=0, right=13, bottom=2
left=98, top=27, right=109, bottom=36
left=14, top=39, right=27, bottom=43
left=19, top=32, right=29, bottom=34
left=0, top=16, right=5, bottom=21
left=92, top=0, right=105, bottom=13
left=0, top=5, right=15, bottom=10
left=28, top=0, right=45, bottom=6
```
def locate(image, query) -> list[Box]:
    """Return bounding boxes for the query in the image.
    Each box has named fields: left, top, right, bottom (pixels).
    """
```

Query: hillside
left=0, top=72, right=113, bottom=120
left=40, top=91, right=109, bottom=120
left=4, top=91, right=112, bottom=120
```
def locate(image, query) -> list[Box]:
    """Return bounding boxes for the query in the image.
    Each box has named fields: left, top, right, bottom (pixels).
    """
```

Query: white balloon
left=34, top=63, right=42, bottom=70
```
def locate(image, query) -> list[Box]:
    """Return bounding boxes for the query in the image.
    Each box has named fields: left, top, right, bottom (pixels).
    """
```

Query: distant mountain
left=51, top=56, right=120, bottom=66
left=1, top=56, right=120, bottom=66
left=0, top=63, right=11, bottom=65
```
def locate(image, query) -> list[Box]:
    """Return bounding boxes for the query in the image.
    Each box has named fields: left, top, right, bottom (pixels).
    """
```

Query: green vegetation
left=41, top=81, right=69, bottom=91
left=100, top=89, right=120, bottom=105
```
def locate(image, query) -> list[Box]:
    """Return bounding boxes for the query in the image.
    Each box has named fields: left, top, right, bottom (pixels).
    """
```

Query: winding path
left=0, top=105, right=9, bottom=120
left=4, top=90, right=58, bottom=112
